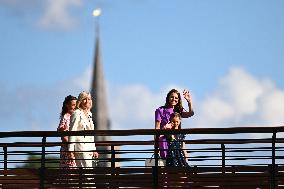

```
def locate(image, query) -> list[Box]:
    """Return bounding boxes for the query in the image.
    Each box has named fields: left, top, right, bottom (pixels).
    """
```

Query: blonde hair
left=170, top=112, right=182, bottom=129
left=76, top=91, right=91, bottom=109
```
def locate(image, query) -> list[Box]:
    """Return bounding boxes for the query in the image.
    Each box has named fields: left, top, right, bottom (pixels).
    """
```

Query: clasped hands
left=69, top=151, right=99, bottom=159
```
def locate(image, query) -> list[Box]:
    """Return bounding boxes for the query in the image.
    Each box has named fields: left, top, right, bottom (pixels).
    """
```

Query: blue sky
left=0, top=0, right=284, bottom=135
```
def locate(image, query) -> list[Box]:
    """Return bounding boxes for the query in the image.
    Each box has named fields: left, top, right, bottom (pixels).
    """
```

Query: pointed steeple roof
left=91, top=32, right=110, bottom=132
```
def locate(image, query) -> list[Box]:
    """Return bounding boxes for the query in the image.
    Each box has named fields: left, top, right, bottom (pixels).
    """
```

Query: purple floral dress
left=155, top=107, right=174, bottom=159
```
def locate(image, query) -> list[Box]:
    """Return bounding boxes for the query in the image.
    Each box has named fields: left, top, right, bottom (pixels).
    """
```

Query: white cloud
left=258, top=89, right=284, bottom=125
left=108, top=85, right=164, bottom=127
left=194, top=67, right=284, bottom=128
left=72, top=66, right=284, bottom=131
left=1, top=65, right=284, bottom=134
left=107, top=84, right=200, bottom=130
left=37, top=0, right=83, bottom=30
left=219, top=67, right=264, bottom=116
left=0, top=0, right=83, bottom=30
left=200, top=97, right=234, bottom=123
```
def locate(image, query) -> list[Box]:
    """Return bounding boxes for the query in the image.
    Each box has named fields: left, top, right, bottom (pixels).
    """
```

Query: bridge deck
left=1, top=166, right=283, bottom=188
left=0, top=127, right=283, bottom=188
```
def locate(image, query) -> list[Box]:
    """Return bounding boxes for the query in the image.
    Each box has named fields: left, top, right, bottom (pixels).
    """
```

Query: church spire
left=91, top=9, right=111, bottom=167
left=91, top=29, right=110, bottom=131
left=91, top=8, right=110, bottom=132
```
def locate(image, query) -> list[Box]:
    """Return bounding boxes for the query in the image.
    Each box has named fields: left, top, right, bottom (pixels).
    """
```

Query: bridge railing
left=0, top=126, right=284, bottom=188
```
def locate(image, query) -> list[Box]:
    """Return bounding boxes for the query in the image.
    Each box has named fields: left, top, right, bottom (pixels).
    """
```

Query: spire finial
left=92, top=8, right=102, bottom=17
left=93, top=8, right=101, bottom=35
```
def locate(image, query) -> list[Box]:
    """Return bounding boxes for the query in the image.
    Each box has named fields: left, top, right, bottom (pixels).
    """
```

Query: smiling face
left=168, top=92, right=179, bottom=108
left=80, top=94, right=92, bottom=110
left=169, top=112, right=182, bottom=129
left=170, top=116, right=181, bottom=129
left=67, top=100, right=77, bottom=114
left=165, top=89, right=182, bottom=110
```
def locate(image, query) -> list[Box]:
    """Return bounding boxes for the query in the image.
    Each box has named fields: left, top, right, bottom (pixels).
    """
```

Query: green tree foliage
left=16, top=155, right=60, bottom=168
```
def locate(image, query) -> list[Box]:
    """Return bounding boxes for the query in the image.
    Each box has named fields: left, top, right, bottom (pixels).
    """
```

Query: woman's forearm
left=62, top=136, right=68, bottom=142
left=181, top=101, right=194, bottom=118
left=155, top=121, right=161, bottom=130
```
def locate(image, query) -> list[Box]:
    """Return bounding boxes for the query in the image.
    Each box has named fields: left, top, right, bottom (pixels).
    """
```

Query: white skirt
left=75, top=152, right=93, bottom=168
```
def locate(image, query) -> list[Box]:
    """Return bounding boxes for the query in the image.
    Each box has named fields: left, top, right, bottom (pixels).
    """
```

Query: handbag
left=145, top=154, right=166, bottom=167
left=92, top=157, right=99, bottom=167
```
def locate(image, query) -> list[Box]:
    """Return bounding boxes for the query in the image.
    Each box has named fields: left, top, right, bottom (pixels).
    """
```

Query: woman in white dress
left=68, top=91, right=99, bottom=167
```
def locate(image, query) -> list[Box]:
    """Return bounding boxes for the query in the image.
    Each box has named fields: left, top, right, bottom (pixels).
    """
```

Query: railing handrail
left=0, top=125, right=284, bottom=138
left=1, top=138, right=284, bottom=148
left=0, top=126, right=283, bottom=188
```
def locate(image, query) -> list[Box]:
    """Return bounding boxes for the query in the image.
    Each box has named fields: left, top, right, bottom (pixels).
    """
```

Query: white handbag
left=145, top=154, right=166, bottom=167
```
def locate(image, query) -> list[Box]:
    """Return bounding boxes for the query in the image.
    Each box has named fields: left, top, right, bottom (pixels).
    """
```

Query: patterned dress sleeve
left=155, top=108, right=162, bottom=122
left=57, top=116, right=68, bottom=132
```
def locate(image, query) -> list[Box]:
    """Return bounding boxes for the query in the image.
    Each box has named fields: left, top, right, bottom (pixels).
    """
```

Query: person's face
left=67, top=100, right=77, bottom=114
left=168, top=92, right=179, bottom=107
left=81, top=95, right=92, bottom=110
left=171, top=116, right=181, bottom=129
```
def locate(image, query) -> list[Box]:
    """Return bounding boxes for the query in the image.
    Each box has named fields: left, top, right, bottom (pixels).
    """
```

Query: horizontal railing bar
left=0, top=126, right=284, bottom=138
left=4, top=147, right=282, bottom=154
left=1, top=138, right=284, bottom=148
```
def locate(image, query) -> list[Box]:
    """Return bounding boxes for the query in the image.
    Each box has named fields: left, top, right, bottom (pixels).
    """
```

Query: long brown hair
left=60, top=95, right=77, bottom=119
left=164, top=89, right=183, bottom=113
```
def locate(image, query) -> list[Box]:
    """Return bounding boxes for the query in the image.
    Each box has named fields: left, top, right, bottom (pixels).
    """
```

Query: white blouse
left=68, top=109, right=96, bottom=152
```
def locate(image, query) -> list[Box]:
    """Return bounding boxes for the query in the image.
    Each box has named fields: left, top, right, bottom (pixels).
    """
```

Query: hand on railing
left=68, top=152, right=75, bottom=160
left=164, top=123, right=172, bottom=129
left=92, top=151, right=99, bottom=158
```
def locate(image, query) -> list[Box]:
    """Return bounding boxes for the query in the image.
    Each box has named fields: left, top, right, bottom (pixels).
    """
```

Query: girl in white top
left=68, top=91, right=99, bottom=167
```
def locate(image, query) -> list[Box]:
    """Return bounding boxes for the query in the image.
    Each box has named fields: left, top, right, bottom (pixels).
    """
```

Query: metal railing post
left=221, top=143, right=225, bottom=174
left=153, top=133, right=159, bottom=189
left=270, top=132, right=277, bottom=189
left=110, top=144, right=117, bottom=189
left=3, top=146, right=7, bottom=176
left=221, top=143, right=226, bottom=189
left=111, top=145, right=115, bottom=169
left=39, top=136, right=46, bottom=189
left=79, top=167, right=83, bottom=189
